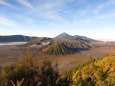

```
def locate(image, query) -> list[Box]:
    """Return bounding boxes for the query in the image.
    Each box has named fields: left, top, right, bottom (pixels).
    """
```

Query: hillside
left=42, top=43, right=74, bottom=55
left=53, top=38, right=93, bottom=49
left=74, top=35, right=96, bottom=42
left=23, top=37, right=92, bottom=49
left=92, top=41, right=115, bottom=48
left=55, top=32, right=96, bottom=42
left=57, top=55, right=115, bottom=86
left=0, top=35, right=37, bottom=42
left=23, top=37, right=52, bottom=46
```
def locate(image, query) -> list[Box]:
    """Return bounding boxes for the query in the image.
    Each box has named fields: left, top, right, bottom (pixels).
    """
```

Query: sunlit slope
left=58, top=55, right=115, bottom=86
left=23, top=37, right=93, bottom=49
left=22, top=37, right=51, bottom=46
left=53, top=38, right=93, bottom=49
left=42, top=43, right=74, bottom=55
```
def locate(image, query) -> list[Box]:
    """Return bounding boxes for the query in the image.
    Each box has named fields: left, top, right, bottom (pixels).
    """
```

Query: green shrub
left=56, top=55, right=115, bottom=86
left=0, top=50, right=59, bottom=86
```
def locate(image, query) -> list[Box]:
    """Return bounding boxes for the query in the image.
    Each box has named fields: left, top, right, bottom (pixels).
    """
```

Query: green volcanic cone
left=42, top=43, right=74, bottom=55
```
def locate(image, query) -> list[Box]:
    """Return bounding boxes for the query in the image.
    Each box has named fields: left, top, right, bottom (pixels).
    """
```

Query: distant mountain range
left=0, top=33, right=96, bottom=42
left=55, top=32, right=96, bottom=42
left=55, top=32, right=71, bottom=38
left=0, top=35, right=37, bottom=42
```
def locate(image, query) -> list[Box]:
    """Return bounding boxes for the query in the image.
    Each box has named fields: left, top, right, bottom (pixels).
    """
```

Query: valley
left=0, top=42, right=115, bottom=74
left=1, top=0, right=115, bottom=85
left=0, top=33, right=115, bottom=86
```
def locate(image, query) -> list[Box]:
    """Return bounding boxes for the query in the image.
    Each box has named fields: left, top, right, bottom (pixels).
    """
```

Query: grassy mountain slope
left=57, top=55, right=115, bottom=86
left=42, top=43, right=74, bottom=55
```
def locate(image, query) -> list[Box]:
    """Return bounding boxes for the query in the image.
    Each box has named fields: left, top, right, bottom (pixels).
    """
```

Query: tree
left=40, top=60, right=59, bottom=86
left=0, top=50, right=59, bottom=86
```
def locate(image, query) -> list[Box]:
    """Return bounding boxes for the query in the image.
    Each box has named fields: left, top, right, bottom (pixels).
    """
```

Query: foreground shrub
left=11, top=78, right=24, bottom=86
left=57, top=55, right=115, bottom=86
left=40, top=60, right=59, bottom=86
left=0, top=51, right=59, bottom=86
left=0, top=50, right=114, bottom=86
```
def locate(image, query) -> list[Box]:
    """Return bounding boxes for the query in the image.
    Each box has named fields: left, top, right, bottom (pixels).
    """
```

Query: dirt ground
left=0, top=44, right=115, bottom=74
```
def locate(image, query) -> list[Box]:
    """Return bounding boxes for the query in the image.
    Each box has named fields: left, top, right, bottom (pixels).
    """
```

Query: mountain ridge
left=55, top=32, right=96, bottom=42
left=0, top=35, right=37, bottom=42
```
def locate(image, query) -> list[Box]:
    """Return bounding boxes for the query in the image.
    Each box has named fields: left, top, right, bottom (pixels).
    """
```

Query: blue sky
left=0, top=0, right=115, bottom=41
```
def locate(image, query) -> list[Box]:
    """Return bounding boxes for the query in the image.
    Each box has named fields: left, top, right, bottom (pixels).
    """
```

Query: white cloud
left=28, top=1, right=64, bottom=21
left=93, top=4, right=105, bottom=14
left=15, top=0, right=34, bottom=9
left=37, top=0, right=88, bottom=21
left=70, top=0, right=115, bottom=25
left=38, top=10, right=63, bottom=20
left=0, top=0, right=17, bottom=8
left=95, top=12, right=115, bottom=21
left=71, top=11, right=115, bottom=26
left=30, top=0, right=78, bottom=21
left=15, top=14, right=37, bottom=26
left=26, top=18, right=34, bottom=25
left=13, top=0, right=87, bottom=21
left=93, top=1, right=110, bottom=15
left=0, top=0, right=11, bottom=6
left=0, top=16, right=17, bottom=27
left=110, top=0, right=115, bottom=4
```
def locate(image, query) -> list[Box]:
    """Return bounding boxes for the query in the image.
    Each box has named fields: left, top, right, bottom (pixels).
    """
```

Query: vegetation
left=0, top=50, right=114, bottom=86
left=0, top=51, right=59, bottom=86
left=42, top=43, right=74, bottom=55
left=57, top=55, right=115, bottom=86
left=11, top=78, right=24, bottom=86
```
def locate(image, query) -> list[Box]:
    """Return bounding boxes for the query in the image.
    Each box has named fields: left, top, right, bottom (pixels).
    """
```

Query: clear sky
left=0, top=0, right=115, bottom=41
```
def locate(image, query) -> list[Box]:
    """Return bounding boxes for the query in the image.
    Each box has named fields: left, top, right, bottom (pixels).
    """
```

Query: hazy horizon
left=0, top=0, right=115, bottom=41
